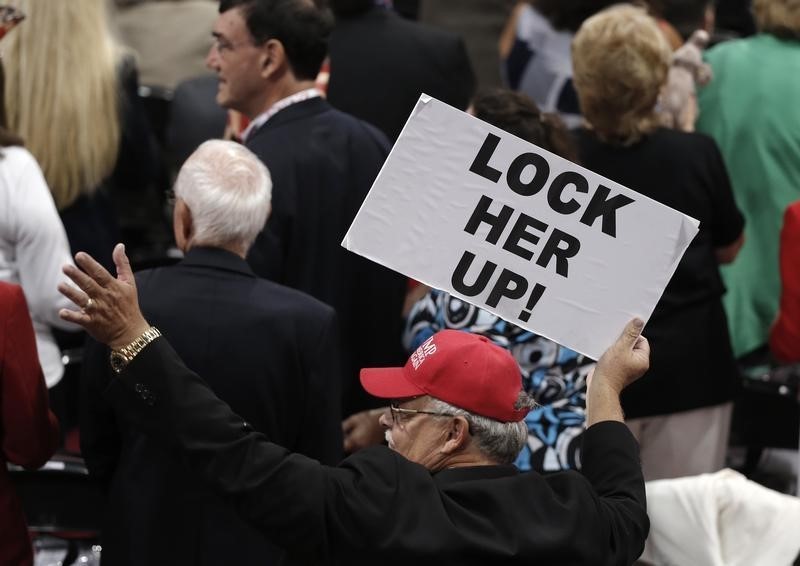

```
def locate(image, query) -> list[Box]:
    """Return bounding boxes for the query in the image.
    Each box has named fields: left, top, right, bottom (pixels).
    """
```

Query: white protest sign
left=342, top=95, right=699, bottom=360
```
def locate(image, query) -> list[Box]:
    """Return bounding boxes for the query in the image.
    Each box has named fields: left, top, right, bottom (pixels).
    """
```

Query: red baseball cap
left=360, top=330, right=529, bottom=422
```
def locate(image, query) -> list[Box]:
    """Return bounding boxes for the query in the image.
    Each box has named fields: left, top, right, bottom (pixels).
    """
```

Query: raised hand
left=591, top=318, right=650, bottom=395
left=58, top=243, right=150, bottom=349
left=586, top=318, right=651, bottom=426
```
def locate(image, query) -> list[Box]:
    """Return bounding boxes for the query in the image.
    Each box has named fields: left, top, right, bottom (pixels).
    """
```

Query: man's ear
left=440, top=416, right=471, bottom=455
left=173, top=199, right=194, bottom=252
left=260, top=38, right=286, bottom=79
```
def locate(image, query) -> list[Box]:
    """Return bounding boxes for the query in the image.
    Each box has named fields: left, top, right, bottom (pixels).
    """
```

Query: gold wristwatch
left=110, top=326, right=162, bottom=374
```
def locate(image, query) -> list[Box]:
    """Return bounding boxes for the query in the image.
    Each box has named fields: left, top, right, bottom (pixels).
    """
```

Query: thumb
left=113, top=243, right=134, bottom=284
left=620, top=318, right=645, bottom=348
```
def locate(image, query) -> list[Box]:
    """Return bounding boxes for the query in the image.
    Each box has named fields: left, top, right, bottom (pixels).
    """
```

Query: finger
left=75, top=251, right=115, bottom=289
left=633, top=336, right=650, bottom=373
left=620, top=318, right=645, bottom=346
left=113, top=243, right=135, bottom=285
left=59, top=307, right=91, bottom=327
left=633, top=335, right=651, bottom=355
left=57, top=282, right=89, bottom=309
left=63, top=263, right=103, bottom=296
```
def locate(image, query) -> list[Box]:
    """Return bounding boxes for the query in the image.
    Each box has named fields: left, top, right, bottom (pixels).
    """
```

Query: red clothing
left=0, top=282, right=59, bottom=566
left=771, top=202, right=800, bottom=363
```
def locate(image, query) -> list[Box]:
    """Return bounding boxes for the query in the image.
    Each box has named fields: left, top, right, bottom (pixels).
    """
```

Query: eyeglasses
left=210, top=34, right=258, bottom=58
left=389, top=403, right=456, bottom=425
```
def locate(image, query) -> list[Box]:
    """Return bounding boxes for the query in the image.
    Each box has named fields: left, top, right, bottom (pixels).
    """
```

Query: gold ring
left=84, top=297, right=94, bottom=311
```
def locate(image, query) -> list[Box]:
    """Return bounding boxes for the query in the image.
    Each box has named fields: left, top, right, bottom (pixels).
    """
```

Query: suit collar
left=434, top=464, right=519, bottom=485
left=246, top=97, right=331, bottom=141
left=241, top=88, right=322, bottom=142
left=356, top=447, right=519, bottom=484
left=179, top=247, right=256, bottom=278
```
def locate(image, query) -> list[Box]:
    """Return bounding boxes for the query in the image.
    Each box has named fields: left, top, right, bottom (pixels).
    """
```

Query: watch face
left=110, top=351, right=128, bottom=373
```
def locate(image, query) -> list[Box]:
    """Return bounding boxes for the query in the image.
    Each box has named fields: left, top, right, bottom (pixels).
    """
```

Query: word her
left=465, top=195, right=579, bottom=278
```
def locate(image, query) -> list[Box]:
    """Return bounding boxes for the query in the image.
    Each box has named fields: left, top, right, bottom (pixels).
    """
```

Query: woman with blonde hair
left=0, top=6, right=78, bottom=391
left=3, top=0, right=161, bottom=270
left=697, top=0, right=800, bottom=361
left=572, top=4, right=745, bottom=481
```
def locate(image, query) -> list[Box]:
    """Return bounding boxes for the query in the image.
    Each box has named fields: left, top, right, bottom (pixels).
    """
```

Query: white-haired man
left=80, top=140, right=343, bottom=566
left=67, top=241, right=650, bottom=565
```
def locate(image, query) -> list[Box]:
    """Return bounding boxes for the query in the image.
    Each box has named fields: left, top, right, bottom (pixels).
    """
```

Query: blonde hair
left=754, top=0, right=800, bottom=36
left=572, top=4, right=672, bottom=145
left=3, top=0, right=122, bottom=210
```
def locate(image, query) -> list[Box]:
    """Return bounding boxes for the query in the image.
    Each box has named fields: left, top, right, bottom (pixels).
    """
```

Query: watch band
left=110, top=326, right=162, bottom=374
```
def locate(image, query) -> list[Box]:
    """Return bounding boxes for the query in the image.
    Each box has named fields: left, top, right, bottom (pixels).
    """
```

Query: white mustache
left=384, top=430, right=394, bottom=449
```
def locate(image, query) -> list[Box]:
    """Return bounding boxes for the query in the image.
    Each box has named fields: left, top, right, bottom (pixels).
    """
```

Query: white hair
left=174, top=140, right=271, bottom=251
left=428, top=394, right=533, bottom=465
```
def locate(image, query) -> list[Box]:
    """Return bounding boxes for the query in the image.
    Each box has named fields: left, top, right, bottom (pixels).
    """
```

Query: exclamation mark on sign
left=518, top=283, right=546, bottom=323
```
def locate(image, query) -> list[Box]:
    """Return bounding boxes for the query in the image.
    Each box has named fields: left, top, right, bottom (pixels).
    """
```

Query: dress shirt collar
left=242, top=88, right=322, bottom=142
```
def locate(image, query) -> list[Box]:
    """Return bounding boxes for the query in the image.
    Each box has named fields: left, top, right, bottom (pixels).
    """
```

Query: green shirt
left=697, top=34, right=800, bottom=356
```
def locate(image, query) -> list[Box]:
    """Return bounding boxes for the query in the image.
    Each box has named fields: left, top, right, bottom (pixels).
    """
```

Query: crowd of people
left=0, top=0, right=799, bottom=564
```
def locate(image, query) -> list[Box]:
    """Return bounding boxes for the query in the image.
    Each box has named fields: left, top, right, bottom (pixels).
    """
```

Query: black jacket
left=104, top=335, right=649, bottom=566
left=575, top=128, right=744, bottom=418
left=327, top=7, right=476, bottom=143
left=81, top=247, right=343, bottom=565
left=245, top=97, right=408, bottom=417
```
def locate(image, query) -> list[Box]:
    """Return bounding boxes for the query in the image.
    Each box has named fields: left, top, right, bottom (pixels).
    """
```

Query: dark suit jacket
left=80, top=247, right=343, bottom=566
left=327, top=7, right=476, bottom=143
left=60, top=57, right=162, bottom=273
left=166, top=75, right=227, bottom=171
left=245, top=97, right=407, bottom=417
left=104, top=336, right=649, bottom=566
left=0, top=282, right=59, bottom=566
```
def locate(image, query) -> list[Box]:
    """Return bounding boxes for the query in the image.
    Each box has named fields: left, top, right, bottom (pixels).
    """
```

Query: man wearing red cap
left=360, top=331, right=535, bottom=472
left=59, top=245, right=651, bottom=566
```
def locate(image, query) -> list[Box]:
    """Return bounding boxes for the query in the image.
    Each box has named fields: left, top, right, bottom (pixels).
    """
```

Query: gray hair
left=428, top=392, right=535, bottom=465
left=174, top=140, right=271, bottom=251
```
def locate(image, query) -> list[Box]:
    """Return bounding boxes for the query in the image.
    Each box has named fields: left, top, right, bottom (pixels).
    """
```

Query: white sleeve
left=11, top=150, right=78, bottom=331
